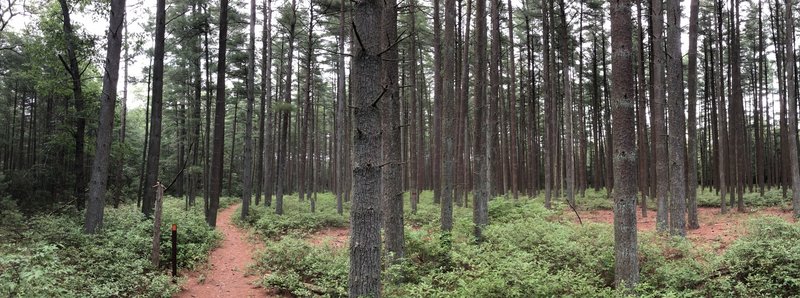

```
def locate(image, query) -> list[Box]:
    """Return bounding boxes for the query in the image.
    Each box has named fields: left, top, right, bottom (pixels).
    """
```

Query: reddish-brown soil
left=175, top=204, right=273, bottom=298
left=575, top=207, right=796, bottom=251
left=306, top=227, right=350, bottom=250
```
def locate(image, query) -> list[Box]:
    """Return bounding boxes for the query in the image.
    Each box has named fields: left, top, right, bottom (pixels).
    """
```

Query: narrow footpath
left=175, top=204, right=271, bottom=298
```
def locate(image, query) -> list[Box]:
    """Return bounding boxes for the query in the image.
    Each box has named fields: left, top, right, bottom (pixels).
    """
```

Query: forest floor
left=175, top=203, right=275, bottom=298
left=304, top=207, right=796, bottom=254
left=574, top=207, right=796, bottom=252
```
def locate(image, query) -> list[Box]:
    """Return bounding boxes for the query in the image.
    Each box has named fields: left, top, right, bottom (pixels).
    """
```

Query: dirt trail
left=175, top=204, right=271, bottom=298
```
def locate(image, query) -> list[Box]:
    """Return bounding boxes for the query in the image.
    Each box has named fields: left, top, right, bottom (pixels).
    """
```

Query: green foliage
left=0, top=198, right=220, bottom=297
left=255, top=236, right=348, bottom=297
left=704, top=217, right=800, bottom=296
left=238, top=193, right=348, bottom=238
left=696, top=188, right=793, bottom=209
left=238, top=192, right=799, bottom=297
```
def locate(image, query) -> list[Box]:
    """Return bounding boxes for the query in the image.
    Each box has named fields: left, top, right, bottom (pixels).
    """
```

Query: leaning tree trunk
left=84, top=0, right=126, bottom=234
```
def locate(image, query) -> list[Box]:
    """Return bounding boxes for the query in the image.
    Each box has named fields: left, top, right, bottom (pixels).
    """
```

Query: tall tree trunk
left=715, top=0, right=729, bottom=214
left=473, top=0, right=489, bottom=241
left=263, top=0, right=274, bottom=207
left=440, top=0, right=456, bottom=232
left=666, top=0, right=686, bottom=237
left=558, top=0, right=574, bottom=206
left=335, top=0, right=346, bottom=215
left=541, top=0, right=553, bottom=209
left=636, top=0, right=649, bottom=218
left=507, top=0, right=519, bottom=200
left=686, top=0, right=700, bottom=229
left=610, top=0, right=639, bottom=289
left=275, top=0, right=297, bottom=215
left=651, top=0, right=669, bottom=232
left=784, top=0, right=800, bottom=218
left=240, top=0, right=256, bottom=219
left=207, top=0, right=229, bottom=227
left=143, top=0, right=167, bottom=217
left=348, top=0, right=383, bottom=295
left=382, top=0, right=404, bottom=259
left=490, top=0, right=501, bottom=197
left=433, top=0, right=443, bottom=204
left=57, top=0, right=87, bottom=210
left=84, top=0, right=125, bottom=233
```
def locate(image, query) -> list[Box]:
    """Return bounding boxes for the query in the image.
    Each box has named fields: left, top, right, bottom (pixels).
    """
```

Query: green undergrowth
left=245, top=191, right=800, bottom=297
left=553, top=187, right=792, bottom=211
left=236, top=192, right=349, bottom=239
left=0, top=196, right=235, bottom=297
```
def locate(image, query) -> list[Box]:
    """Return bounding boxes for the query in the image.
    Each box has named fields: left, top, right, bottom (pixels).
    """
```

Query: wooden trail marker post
left=171, top=224, right=177, bottom=278
left=151, top=181, right=166, bottom=268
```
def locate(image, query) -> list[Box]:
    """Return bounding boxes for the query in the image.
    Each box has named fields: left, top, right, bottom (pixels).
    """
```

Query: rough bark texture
left=686, top=0, right=700, bottom=229
left=666, top=0, right=686, bottom=237
left=507, top=0, right=519, bottom=200
left=473, top=0, right=489, bottom=241
left=275, top=0, right=297, bottom=215
left=348, top=0, right=383, bottom=296
left=558, top=0, right=574, bottom=206
left=143, top=0, right=167, bottom=218
left=241, top=0, right=256, bottom=219
left=58, top=0, right=87, bottom=211
left=208, top=0, right=229, bottom=227
left=610, top=0, right=639, bottom=289
left=715, top=0, right=729, bottom=214
left=84, top=0, right=125, bottom=233
left=541, top=0, right=553, bottom=209
left=651, top=0, right=669, bottom=232
left=440, top=0, right=456, bottom=233
left=335, top=0, right=346, bottom=215
left=382, top=0, right=404, bottom=259
left=785, top=0, right=800, bottom=218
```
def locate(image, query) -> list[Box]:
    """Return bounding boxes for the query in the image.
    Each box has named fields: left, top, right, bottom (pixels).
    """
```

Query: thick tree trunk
left=348, top=0, right=383, bottom=295
left=610, top=0, right=639, bottom=289
left=686, top=0, right=699, bottom=229
left=473, top=0, right=489, bottom=241
left=784, top=0, right=800, bottom=218
left=240, top=0, right=256, bottom=219
left=275, top=0, right=297, bottom=215
left=207, top=0, right=229, bottom=227
left=666, top=0, right=686, bottom=237
left=382, top=0, right=404, bottom=259
left=715, top=0, right=729, bottom=214
left=143, top=0, right=167, bottom=217
left=440, top=0, right=456, bottom=233
left=651, top=0, right=669, bottom=232
left=84, top=0, right=125, bottom=233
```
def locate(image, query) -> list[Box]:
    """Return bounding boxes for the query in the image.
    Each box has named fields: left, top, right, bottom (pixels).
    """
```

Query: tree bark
left=686, top=0, right=699, bottom=229
left=382, top=0, right=404, bottom=259
left=143, top=0, right=167, bottom=217
left=348, top=0, right=383, bottom=295
left=473, top=0, right=489, bottom=241
left=207, top=0, right=229, bottom=227
left=84, top=0, right=125, bottom=233
left=784, top=0, right=800, bottom=218
left=666, top=0, right=686, bottom=237
left=610, top=0, right=639, bottom=289
left=240, top=0, right=256, bottom=219
left=651, top=0, right=669, bottom=232
left=57, top=0, right=87, bottom=210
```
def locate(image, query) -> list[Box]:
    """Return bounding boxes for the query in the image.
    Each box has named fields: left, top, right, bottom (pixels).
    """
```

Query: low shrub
left=0, top=197, right=220, bottom=297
